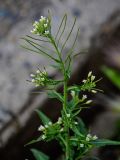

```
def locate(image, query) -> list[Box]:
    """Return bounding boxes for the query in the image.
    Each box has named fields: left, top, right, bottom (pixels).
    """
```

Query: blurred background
left=0, top=0, right=120, bottom=159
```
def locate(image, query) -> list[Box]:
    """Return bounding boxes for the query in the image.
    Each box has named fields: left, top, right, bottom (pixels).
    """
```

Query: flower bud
left=86, top=100, right=92, bottom=104
left=88, top=71, right=92, bottom=77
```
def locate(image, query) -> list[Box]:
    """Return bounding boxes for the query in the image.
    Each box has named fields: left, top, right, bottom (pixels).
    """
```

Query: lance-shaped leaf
left=73, top=49, right=88, bottom=58
left=48, top=91, right=64, bottom=103
left=55, top=14, right=67, bottom=41
left=35, top=109, right=52, bottom=125
left=61, top=17, right=76, bottom=52
left=71, top=124, right=84, bottom=136
left=65, top=27, right=80, bottom=63
left=31, top=149, right=49, bottom=160
left=56, top=14, right=67, bottom=46
left=25, top=136, right=42, bottom=146
left=102, top=66, right=120, bottom=89
left=21, top=38, right=60, bottom=63
left=91, top=139, right=120, bottom=147
left=26, top=35, right=50, bottom=43
left=23, top=37, right=56, bottom=54
left=76, top=117, right=87, bottom=135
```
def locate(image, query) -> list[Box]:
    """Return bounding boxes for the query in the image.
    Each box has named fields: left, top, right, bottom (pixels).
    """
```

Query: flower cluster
left=85, top=133, right=98, bottom=141
left=79, top=134, right=98, bottom=148
left=81, top=71, right=97, bottom=93
left=81, top=94, right=93, bottom=104
left=70, top=90, right=92, bottom=106
left=31, top=16, right=51, bottom=37
left=30, top=69, right=48, bottom=87
left=38, top=117, right=64, bottom=141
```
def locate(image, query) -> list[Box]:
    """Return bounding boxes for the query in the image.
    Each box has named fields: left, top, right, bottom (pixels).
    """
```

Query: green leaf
left=92, top=139, right=120, bottom=147
left=61, top=17, right=76, bottom=52
left=26, top=35, right=50, bottom=42
left=35, top=109, right=51, bottom=125
left=31, top=149, right=49, bottom=160
left=102, top=66, right=120, bottom=89
left=22, top=38, right=60, bottom=63
left=71, top=125, right=83, bottom=136
left=77, top=117, right=87, bottom=135
left=50, top=64, right=62, bottom=71
left=67, top=86, right=80, bottom=92
left=25, top=136, right=42, bottom=146
left=48, top=91, right=64, bottom=103
left=65, top=27, right=80, bottom=60
left=56, top=14, right=67, bottom=46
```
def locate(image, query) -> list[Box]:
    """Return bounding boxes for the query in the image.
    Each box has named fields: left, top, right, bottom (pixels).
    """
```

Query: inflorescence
left=30, top=69, right=48, bottom=87
left=31, top=16, right=51, bottom=37
left=38, top=118, right=98, bottom=148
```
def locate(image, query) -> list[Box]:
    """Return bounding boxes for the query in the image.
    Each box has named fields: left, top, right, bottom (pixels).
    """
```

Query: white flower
left=86, top=137, right=90, bottom=141
left=74, top=121, right=78, bottom=125
left=40, top=77, right=45, bottom=81
left=87, top=134, right=92, bottom=138
left=91, top=75, right=95, bottom=81
left=30, top=74, right=35, bottom=77
left=30, top=30, right=33, bottom=33
left=35, top=84, right=39, bottom=87
left=44, top=23, right=48, bottom=27
left=45, top=30, right=49, bottom=35
left=92, top=135, right=98, bottom=140
left=36, top=70, right=40, bottom=74
left=38, top=125, right=45, bottom=131
left=71, top=90, right=75, bottom=97
left=86, top=134, right=91, bottom=141
left=42, top=135, right=46, bottom=140
left=88, top=71, right=92, bottom=77
left=66, top=114, right=70, bottom=118
left=45, top=125, right=48, bottom=128
left=57, top=117, right=62, bottom=124
left=31, top=79, right=35, bottom=83
left=82, top=79, right=87, bottom=83
left=91, top=90, right=97, bottom=93
left=40, top=16, right=46, bottom=21
left=48, top=122, right=52, bottom=125
left=33, top=21, right=38, bottom=27
left=82, top=94, right=87, bottom=100
left=43, top=70, right=47, bottom=74
left=60, top=128, right=64, bottom=132
left=86, top=100, right=92, bottom=104
left=80, top=144, right=84, bottom=147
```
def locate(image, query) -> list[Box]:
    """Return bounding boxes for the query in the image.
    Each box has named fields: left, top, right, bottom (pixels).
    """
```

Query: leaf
left=77, top=117, right=87, bottom=135
left=71, top=125, right=83, bottom=136
left=23, top=37, right=56, bottom=55
left=55, top=14, right=67, bottom=40
left=25, top=136, right=42, bottom=146
left=48, top=91, right=64, bottom=103
left=67, top=86, right=80, bottom=92
left=92, top=139, right=120, bottom=147
left=102, top=66, right=120, bottom=89
left=31, top=149, right=49, bottom=160
left=61, top=17, right=76, bottom=52
left=35, top=109, right=51, bottom=125
left=50, top=64, right=62, bottom=71
left=26, top=35, right=50, bottom=42
left=65, top=27, right=80, bottom=60
left=21, top=38, right=60, bottom=63
left=56, top=14, right=67, bottom=46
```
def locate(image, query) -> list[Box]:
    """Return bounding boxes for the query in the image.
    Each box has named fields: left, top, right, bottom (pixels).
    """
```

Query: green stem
left=49, top=36, right=71, bottom=160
